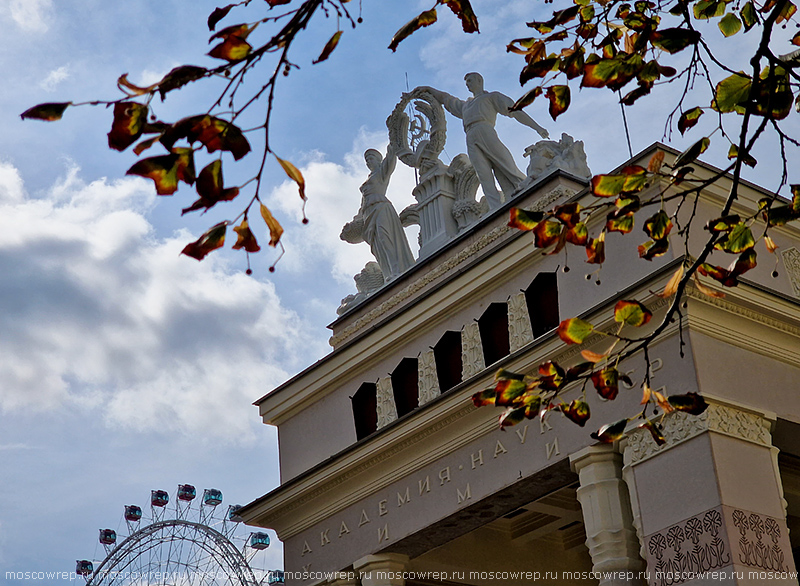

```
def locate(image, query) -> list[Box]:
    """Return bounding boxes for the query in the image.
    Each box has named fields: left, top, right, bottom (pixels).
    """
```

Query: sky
left=0, top=0, right=798, bottom=583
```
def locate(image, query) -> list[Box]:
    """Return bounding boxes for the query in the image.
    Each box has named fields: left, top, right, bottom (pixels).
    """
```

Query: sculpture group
left=338, top=72, right=591, bottom=314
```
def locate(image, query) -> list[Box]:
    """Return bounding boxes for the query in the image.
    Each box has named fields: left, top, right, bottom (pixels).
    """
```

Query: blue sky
left=0, top=0, right=798, bottom=582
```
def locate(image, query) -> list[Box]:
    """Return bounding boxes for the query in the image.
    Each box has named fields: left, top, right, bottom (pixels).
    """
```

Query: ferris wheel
left=75, top=485, right=282, bottom=586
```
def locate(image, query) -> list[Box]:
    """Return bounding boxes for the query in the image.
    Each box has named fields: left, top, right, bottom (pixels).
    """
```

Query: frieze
left=728, top=508, right=792, bottom=572
left=329, top=186, right=576, bottom=348
left=645, top=508, right=730, bottom=586
left=624, top=404, right=771, bottom=466
left=376, top=377, right=398, bottom=429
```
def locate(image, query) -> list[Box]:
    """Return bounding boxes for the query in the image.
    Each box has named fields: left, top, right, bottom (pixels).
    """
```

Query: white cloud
left=0, top=161, right=318, bottom=443
left=39, top=66, right=70, bottom=92
left=265, top=129, right=420, bottom=285
left=7, top=0, right=53, bottom=33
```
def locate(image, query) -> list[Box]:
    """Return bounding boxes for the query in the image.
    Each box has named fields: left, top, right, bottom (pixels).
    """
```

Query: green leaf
left=678, top=107, right=703, bottom=135
left=389, top=8, right=437, bottom=52
left=650, top=27, right=701, bottom=53
left=643, top=210, right=673, bottom=240
left=740, top=1, right=757, bottom=30
left=545, top=85, right=570, bottom=120
left=181, top=222, right=227, bottom=261
left=20, top=102, right=71, bottom=121
left=508, top=207, right=544, bottom=230
left=694, top=0, right=727, bottom=19
left=718, top=12, right=742, bottom=36
left=714, top=222, right=755, bottom=253
left=614, top=299, right=653, bottom=326
left=712, top=73, right=751, bottom=113
left=673, top=137, right=710, bottom=168
left=606, top=212, right=635, bottom=234
left=108, top=102, right=148, bottom=152
left=557, top=317, right=594, bottom=344
left=591, top=165, right=648, bottom=197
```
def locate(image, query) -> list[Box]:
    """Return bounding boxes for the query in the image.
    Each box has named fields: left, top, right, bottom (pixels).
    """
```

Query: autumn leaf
left=590, top=418, right=628, bottom=442
left=508, top=207, right=543, bottom=230
left=638, top=419, right=666, bottom=445
left=643, top=210, right=673, bottom=240
left=510, top=86, right=543, bottom=112
left=660, top=265, right=685, bottom=297
left=591, top=165, right=648, bottom=197
left=108, top=102, right=148, bottom=151
left=20, top=102, right=71, bottom=121
left=648, top=151, right=665, bottom=173
left=389, top=8, right=437, bottom=52
left=208, top=4, right=235, bottom=31
left=260, top=203, right=284, bottom=247
left=232, top=218, right=261, bottom=253
left=157, top=66, right=207, bottom=100
left=638, top=238, right=670, bottom=260
left=494, top=378, right=528, bottom=406
left=181, top=222, right=227, bottom=260
left=677, top=107, right=703, bottom=135
left=441, top=0, right=480, bottom=33
left=557, top=317, right=594, bottom=344
left=499, top=406, right=526, bottom=429
left=545, top=85, right=570, bottom=120
left=126, top=149, right=196, bottom=195
left=533, top=220, right=563, bottom=248
left=581, top=348, right=609, bottom=362
left=667, top=392, right=709, bottom=415
left=714, top=222, right=755, bottom=253
left=650, top=27, right=701, bottom=53
left=591, top=367, right=622, bottom=400
left=182, top=160, right=240, bottom=214
left=313, top=31, right=343, bottom=64
left=275, top=155, right=306, bottom=201
left=764, top=235, right=778, bottom=253
left=162, top=115, right=251, bottom=160
left=560, top=399, right=591, bottom=426
left=472, top=388, right=497, bottom=407
left=614, top=300, right=652, bottom=326
left=586, top=232, right=606, bottom=264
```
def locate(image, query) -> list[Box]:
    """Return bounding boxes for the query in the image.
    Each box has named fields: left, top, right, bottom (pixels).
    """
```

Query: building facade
left=239, top=144, right=800, bottom=586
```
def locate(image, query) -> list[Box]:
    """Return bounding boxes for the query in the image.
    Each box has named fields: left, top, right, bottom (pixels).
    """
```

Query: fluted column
left=570, top=444, right=646, bottom=586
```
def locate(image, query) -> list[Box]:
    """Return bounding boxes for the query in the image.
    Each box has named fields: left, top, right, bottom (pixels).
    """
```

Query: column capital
left=570, top=442, right=619, bottom=473
left=353, top=553, right=410, bottom=586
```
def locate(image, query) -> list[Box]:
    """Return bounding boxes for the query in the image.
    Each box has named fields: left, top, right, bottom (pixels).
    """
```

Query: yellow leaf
left=581, top=349, right=608, bottom=363
left=764, top=235, right=778, bottom=253
left=693, top=274, right=726, bottom=298
left=660, top=265, right=685, bottom=298
left=648, top=151, right=665, bottom=173
left=641, top=384, right=652, bottom=405
left=275, top=155, right=306, bottom=201
left=260, top=203, right=284, bottom=247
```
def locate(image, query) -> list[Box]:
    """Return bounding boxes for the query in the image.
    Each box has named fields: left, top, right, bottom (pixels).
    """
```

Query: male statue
left=340, top=144, right=414, bottom=282
left=420, top=73, right=549, bottom=209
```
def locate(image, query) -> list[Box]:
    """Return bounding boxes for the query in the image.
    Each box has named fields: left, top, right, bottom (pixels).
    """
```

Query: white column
left=353, top=553, right=409, bottom=586
left=570, top=444, right=646, bottom=586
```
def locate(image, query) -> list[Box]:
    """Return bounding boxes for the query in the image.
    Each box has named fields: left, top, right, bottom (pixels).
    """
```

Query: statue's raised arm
left=420, top=73, right=549, bottom=210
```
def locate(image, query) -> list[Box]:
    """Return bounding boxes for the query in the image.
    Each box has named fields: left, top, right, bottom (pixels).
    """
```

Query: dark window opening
left=352, top=382, right=377, bottom=440
left=392, top=358, right=419, bottom=418
left=478, top=302, right=510, bottom=366
left=525, top=272, right=559, bottom=338
left=434, top=331, right=462, bottom=393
